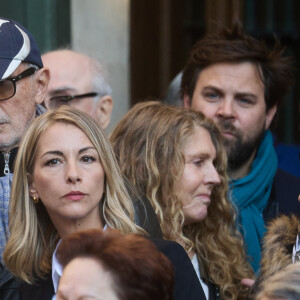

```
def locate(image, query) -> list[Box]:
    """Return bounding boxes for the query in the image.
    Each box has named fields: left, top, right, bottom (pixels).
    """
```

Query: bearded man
left=182, top=22, right=300, bottom=272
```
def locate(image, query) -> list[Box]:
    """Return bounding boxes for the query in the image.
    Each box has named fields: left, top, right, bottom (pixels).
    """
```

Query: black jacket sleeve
left=150, top=239, right=206, bottom=300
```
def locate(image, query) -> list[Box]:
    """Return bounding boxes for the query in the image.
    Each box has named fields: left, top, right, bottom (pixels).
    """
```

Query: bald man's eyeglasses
left=48, top=92, right=99, bottom=109
left=0, top=67, right=37, bottom=101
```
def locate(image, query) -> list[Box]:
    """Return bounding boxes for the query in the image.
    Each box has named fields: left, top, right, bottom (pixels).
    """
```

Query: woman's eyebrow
left=79, top=146, right=97, bottom=154
left=40, top=147, right=96, bottom=158
left=186, top=152, right=210, bottom=160
left=41, top=150, right=63, bottom=158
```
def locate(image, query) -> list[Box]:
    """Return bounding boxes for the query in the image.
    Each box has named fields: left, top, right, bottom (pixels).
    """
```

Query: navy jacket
left=264, top=168, right=300, bottom=222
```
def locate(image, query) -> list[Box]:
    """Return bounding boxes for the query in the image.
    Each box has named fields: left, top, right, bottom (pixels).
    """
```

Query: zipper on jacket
left=3, top=152, right=10, bottom=175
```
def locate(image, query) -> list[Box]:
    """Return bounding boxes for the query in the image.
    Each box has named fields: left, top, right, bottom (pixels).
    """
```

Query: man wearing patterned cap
left=0, top=17, right=50, bottom=298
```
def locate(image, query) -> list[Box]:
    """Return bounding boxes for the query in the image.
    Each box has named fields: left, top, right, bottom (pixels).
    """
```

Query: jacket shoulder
left=264, top=169, right=300, bottom=221
left=149, top=239, right=206, bottom=300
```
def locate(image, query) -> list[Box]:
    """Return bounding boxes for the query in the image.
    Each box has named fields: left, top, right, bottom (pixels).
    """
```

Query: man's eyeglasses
left=48, top=92, right=99, bottom=109
left=0, top=67, right=37, bottom=101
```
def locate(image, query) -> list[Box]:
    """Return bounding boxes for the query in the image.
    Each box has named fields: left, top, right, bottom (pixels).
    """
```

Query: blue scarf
left=229, top=130, right=277, bottom=273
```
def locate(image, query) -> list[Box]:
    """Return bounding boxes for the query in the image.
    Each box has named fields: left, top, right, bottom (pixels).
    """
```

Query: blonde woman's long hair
left=110, top=101, right=254, bottom=300
left=3, top=106, right=144, bottom=283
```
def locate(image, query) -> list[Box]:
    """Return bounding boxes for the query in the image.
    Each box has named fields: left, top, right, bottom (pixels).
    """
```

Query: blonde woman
left=3, top=106, right=205, bottom=300
left=110, top=101, right=254, bottom=300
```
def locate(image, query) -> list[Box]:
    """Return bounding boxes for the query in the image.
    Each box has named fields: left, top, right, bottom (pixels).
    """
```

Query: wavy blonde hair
left=3, top=106, right=144, bottom=283
left=110, top=101, right=254, bottom=300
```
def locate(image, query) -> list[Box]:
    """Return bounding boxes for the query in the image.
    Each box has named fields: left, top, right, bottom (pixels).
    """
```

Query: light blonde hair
left=110, top=101, right=254, bottom=300
left=3, top=106, right=144, bottom=283
left=256, top=263, right=300, bottom=300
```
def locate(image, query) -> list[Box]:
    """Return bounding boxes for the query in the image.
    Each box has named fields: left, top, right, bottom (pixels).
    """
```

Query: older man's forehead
left=47, top=85, right=78, bottom=96
left=44, top=55, right=92, bottom=91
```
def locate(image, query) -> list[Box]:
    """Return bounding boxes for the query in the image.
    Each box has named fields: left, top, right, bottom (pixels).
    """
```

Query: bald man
left=42, top=49, right=113, bottom=128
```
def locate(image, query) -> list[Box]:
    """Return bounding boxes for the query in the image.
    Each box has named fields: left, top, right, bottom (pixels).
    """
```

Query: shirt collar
left=52, top=240, right=63, bottom=293
left=52, top=225, right=108, bottom=293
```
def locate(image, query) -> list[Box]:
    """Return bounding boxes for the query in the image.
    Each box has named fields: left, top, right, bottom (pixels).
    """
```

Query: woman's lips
left=63, top=191, right=86, bottom=201
left=196, top=194, right=211, bottom=204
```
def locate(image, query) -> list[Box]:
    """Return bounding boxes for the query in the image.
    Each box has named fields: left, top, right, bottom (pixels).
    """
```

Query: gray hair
left=256, top=263, right=300, bottom=300
left=89, top=57, right=112, bottom=102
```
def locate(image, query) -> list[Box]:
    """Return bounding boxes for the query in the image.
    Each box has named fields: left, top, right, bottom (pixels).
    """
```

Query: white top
left=191, top=254, right=209, bottom=300
left=52, top=240, right=63, bottom=293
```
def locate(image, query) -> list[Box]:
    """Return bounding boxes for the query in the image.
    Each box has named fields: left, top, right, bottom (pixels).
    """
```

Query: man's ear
left=183, top=92, right=191, bottom=108
left=95, top=95, right=113, bottom=128
left=265, top=105, right=277, bottom=129
left=34, top=67, right=51, bottom=105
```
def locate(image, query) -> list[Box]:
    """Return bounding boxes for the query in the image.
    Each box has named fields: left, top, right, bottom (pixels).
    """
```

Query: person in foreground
left=181, top=21, right=300, bottom=272
left=110, top=101, right=254, bottom=300
left=255, top=263, right=300, bottom=300
left=3, top=106, right=205, bottom=300
left=54, top=228, right=174, bottom=300
left=244, top=214, right=300, bottom=297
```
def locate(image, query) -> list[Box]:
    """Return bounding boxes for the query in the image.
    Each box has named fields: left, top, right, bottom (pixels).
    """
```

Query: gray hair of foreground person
left=56, top=228, right=174, bottom=300
left=3, top=106, right=144, bottom=283
left=256, top=262, right=300, bottom=300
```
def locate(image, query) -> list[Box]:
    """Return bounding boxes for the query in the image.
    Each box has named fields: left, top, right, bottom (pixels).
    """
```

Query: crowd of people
left=0, top=15, right=299, bottom=300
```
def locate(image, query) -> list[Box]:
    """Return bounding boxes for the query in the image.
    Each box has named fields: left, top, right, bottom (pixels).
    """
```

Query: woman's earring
left=33, top=196, right=39, bottom=204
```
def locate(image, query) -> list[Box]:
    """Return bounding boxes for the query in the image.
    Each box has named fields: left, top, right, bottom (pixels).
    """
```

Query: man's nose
left=216, top=99, right=235, bottom=119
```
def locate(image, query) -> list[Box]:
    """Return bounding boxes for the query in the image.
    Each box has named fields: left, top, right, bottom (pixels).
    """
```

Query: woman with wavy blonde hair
left=3, top=106, right=144, bottom=285
left=110, top=101, right=254, bottom=300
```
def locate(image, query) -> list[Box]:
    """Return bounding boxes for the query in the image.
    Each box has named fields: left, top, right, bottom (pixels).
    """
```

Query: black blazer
left=19, top=239, right=206, bottom=300
left=0, top=263, right=20, bottom=300
left=132, top=196, right=163, bottom=239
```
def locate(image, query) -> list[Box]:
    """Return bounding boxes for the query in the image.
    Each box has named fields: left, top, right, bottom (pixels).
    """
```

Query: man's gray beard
left=218, top=120, right=266, bottom=172
left=0, top=139, right=18, bottom=153
left=0, top=136, right=21, bottom=153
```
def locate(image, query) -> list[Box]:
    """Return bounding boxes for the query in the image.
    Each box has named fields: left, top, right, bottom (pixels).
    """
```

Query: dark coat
left=264, top=168, right=300, bottom=222
left=132, top=195, right=163, bottom=239
left=0, top=264, right=20, bottom=300
left=19, top=239, right=206, bottom=300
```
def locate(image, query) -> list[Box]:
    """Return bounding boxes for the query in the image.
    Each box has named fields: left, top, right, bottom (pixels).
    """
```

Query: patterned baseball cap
left=0, top=17, right=43, bottom=80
